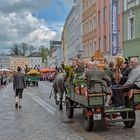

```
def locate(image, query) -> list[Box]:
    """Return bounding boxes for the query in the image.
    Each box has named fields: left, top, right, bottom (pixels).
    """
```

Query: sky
left=0, top=0, right=74, bottom=54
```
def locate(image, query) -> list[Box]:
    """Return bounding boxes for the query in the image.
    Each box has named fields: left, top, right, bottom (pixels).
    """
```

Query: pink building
left=96, top=0, right=123, bottom=61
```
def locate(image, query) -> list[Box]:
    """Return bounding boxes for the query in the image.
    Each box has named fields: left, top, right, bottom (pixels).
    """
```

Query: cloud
left=0, top=11, right=56, bottom=52
left=0, top=0, right=51, bottom=14
left=0, top=0, right=74, bottom=54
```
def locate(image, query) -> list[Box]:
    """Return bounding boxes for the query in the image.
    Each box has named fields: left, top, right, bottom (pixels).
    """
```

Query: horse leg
left=59, top=93, right=63, bottom=110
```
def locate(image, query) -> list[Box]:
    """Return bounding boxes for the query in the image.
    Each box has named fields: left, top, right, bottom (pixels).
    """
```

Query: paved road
left=0, top=81, right=140, bottom=140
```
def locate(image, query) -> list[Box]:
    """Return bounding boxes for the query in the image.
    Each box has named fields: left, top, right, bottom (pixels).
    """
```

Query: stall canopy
left=39, top=68, right=56, bottom=73
left=0, top=68, right=12, bottom=72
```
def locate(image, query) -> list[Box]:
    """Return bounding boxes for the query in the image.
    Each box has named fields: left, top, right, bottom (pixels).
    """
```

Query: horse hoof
left=59, top=105, right=63, bottom=110
left=55, top=100, right=59, bottom=105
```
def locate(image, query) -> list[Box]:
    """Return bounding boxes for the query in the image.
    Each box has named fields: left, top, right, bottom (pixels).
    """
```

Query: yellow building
left=10, top=56, right=30, bottom=72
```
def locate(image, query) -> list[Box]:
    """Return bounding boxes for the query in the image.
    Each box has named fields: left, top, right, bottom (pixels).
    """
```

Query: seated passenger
left=61, top=59, right=78, bottom=81
left=105, top=61, right=115, bottom=85
left=75, top=59, right=85, bottom=77
left=85, top=61, right=112, bottom=107
left=119, top=57, right=140, bottom=98
left=119, top=58, right=132, bottom=85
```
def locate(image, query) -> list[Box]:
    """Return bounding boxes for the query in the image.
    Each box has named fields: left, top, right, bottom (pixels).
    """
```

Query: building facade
left=27, top=52, right=42, bottom=69
left=96, top=0, right=124, bottom=61
left=10, top=56, right=28, bottom=72
left=49, top=41, right=62, bottom=68
left=61, top=24, right=68, bottom=63
left=74, top=0, right=83, bottom=59
left=61, top=0, right=124, bottom=63
left=123, top=0, right=140, bottom=59
left=28, top=57, right=42, bottom=69
left=82, top=0, right=97, bottom=62
left=10, top=54, right=42, bottom=72
left=0, top=56, right=10, bottom=69
left=66, top=6, right=76, bottom=63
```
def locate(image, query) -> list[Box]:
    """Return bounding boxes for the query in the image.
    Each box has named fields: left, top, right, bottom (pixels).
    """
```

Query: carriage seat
left=88, top=93, right=106, bottom=97
left=132, top=89, right=140, bottom=94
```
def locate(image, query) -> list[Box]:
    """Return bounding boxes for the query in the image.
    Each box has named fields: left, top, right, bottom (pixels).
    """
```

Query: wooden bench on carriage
left=65, top=76, right=140, bottom=131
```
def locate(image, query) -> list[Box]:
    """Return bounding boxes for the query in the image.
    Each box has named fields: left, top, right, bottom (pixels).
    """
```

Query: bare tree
left=10, top=44, right=21, bottom=56
left=28, top=45, right=35, bottom=55
left=20, top=42, right=28, bottom=56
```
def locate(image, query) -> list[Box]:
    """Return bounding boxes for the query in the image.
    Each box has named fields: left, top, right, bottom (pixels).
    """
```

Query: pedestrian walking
left=1, top=74, right=3, bottom=86
left=13, top=66, right=26, bottom=109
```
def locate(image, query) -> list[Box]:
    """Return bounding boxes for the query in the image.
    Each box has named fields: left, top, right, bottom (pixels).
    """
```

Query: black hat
left=124, top=58, right=128, bottom=64
left=17, top=66, right=21, bottom=71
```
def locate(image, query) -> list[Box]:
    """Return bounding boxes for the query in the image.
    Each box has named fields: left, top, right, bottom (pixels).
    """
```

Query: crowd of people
left=0, top=73, right=13, bottom=87
left=54, top=56, right=140, bottom=108
left=1, top=56, right=140, bottom=110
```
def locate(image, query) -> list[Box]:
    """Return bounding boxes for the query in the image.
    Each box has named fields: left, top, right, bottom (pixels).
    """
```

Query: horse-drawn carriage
left=26, top=69, right=40, bottom=86
left=64, top=76, right=140, bottom=131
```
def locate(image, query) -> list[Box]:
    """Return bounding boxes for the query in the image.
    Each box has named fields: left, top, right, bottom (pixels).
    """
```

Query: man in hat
left=112, top=58, right=132, bottom=107
left=118, top=57, right=140, bottom=99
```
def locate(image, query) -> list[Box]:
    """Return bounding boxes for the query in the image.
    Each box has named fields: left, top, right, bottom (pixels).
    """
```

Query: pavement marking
left=27, top=92, right=57, bottom=115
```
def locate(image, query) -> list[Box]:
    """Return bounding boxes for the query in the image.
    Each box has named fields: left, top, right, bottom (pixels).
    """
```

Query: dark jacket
left=13, top=72, right=26, bottom=90
left=105, top=68, right=115, bottom=84
left=120, top=66, right=132, bottom=85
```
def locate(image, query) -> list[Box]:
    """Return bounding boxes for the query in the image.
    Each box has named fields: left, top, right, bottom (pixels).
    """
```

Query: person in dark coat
left=119, top=58, right=132, bottom=85
left=13, top=66, right=26, bottom=109
left=105, top=61, right=116, bottom=85
left=112, top=58, right=132, bottom=107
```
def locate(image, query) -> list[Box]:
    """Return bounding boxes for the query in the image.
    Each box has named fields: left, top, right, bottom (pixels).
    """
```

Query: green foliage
left=39, top=46, right=48, bottom=64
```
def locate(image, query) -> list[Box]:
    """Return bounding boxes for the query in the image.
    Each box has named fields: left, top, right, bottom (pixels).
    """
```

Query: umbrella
left=0, top=68, right=12, bottom=72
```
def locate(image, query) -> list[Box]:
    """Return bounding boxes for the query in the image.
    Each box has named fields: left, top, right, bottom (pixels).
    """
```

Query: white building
left=50, top=41, right=62, bottom=68
left=0, top=55, right=10, bottom=69
left=74, top=0, right=83, bottom=58
left=28, top=52, right=42, bottom=69
left=66, top=6, right=76, bottom=63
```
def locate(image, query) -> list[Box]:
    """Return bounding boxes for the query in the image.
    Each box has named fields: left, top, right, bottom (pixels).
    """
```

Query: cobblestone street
left=0, top=82, right=140, bottom=140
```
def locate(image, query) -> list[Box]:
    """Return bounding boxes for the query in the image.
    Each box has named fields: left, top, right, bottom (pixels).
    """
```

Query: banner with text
left=112, top=0, right=118, bottom=56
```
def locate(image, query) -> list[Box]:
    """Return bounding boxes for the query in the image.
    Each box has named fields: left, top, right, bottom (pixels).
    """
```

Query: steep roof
left=28, top=52, right=41, bottom=57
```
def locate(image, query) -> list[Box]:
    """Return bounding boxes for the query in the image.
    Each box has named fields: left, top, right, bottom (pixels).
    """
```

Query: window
left=103, top=7, right=106, bottom=22
left=118, top=0, right=120, bottom=15
left=98, top=11, right=100, bottom=25
left=99, top=38, right=101, bottom=50
left=104, top=36, right=107, bottom=51
left=94, top=42, right=96, bottom=52
left=127, top=0, right=136, bottom=9
left=118, top=31, right=120, bottom=48
left=89, top=19, right=92, bottom=32
left=128, top=16, right=135, bottom=39
left=89, top=40, right=92, bottom=56
left=93, top=16, right=96, bottom=29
